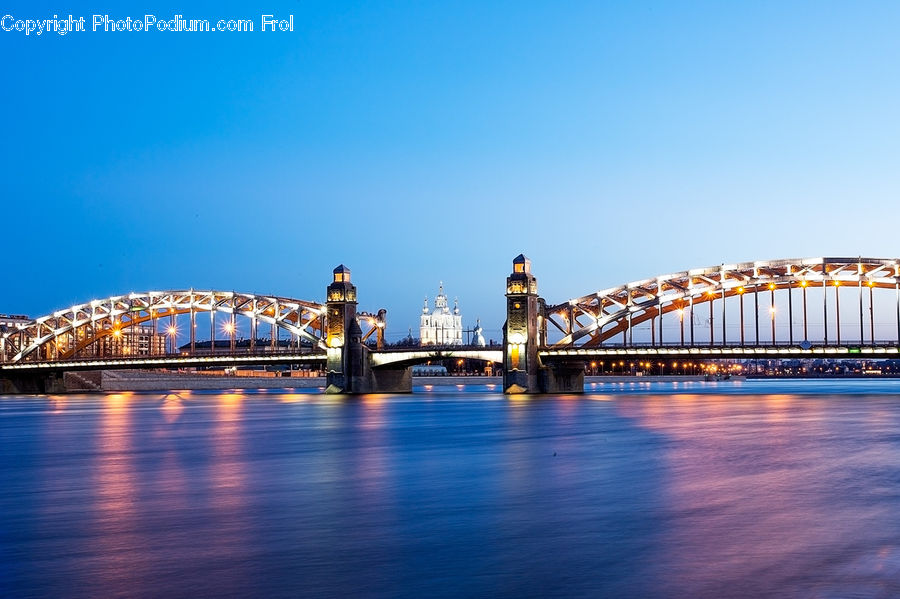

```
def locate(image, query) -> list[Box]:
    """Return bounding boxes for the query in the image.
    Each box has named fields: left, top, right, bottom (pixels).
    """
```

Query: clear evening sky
left=3, top=1, right=900, bottom=341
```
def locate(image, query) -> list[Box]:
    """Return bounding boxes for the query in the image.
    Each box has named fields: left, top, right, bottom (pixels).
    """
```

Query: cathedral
left=420, top=283, right=463, bottom=345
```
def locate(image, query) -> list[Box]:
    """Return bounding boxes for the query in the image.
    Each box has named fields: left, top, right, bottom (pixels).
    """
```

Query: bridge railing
left=556, top=341, right=900, bottom=349
left=171, top=346, right=324, bottom=356
left=373, top=342, right=501, bottom=352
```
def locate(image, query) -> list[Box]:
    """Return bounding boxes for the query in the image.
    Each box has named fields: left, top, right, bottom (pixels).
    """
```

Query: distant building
left=420, top=282, right=463, bottom=346
left=412, top=364, right=448, bottom=376
left=96, top=325, right=167, bottom=357
left=0, top=314, right=32, bottom=331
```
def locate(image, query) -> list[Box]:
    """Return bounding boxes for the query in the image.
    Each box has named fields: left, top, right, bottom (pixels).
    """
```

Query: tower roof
left=332, top=264, right=353, bottom=284
left=512, top=254, right=531, bottom=274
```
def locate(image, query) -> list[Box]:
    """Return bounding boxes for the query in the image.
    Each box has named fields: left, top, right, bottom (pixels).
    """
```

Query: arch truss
left=0, top=290, right=325, bottom=364
left=544, top=257, right=900, bottom=348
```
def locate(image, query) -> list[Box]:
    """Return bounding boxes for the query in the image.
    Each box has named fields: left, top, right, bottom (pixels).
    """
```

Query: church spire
left=434, top=282, right=448, bottom=311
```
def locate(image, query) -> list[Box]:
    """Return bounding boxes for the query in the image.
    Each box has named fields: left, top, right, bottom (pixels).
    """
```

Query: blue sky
left=3, top=1, right=900, bottom=341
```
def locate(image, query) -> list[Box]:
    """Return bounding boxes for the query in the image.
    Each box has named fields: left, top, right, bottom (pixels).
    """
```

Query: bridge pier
left=370, top=367, right=413, bottom=393
left=324, top=265, right=411, bottom=394
left=1, top=372, right=66, bottom=394
left=538, top=363, right=585, bottom=394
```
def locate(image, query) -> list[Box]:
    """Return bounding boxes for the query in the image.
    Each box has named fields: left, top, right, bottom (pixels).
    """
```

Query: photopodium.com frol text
left=1, top=14, right=295, bottom=36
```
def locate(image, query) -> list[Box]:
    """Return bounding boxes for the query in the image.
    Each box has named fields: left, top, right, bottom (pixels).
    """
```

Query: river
left=3, top=379, right=900, bottom=597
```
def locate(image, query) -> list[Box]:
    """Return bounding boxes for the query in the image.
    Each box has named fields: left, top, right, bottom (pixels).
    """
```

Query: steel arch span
left=0, top=290, right=326, bottom=364
left=544, top=257, right=900, bottom=349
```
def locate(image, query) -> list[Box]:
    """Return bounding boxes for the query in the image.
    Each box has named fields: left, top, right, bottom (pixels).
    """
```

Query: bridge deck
left=4, top=343, right=897, bottom=376
left=541, top=344, right=900, bottom=360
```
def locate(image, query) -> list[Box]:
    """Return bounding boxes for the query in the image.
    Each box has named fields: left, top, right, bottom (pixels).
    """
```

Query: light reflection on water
left=3, top=381, right=900, bottom=597
left=615, top=390, right=900, bottom=597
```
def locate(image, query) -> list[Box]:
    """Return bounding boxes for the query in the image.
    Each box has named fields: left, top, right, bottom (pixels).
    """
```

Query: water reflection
left=160, top=392, right=185, bottom=423
left=618, top=392, right=900, bottom=597
left=89, top=393, right=139, bottom=593
left=211, top=392, right=249, bottom=511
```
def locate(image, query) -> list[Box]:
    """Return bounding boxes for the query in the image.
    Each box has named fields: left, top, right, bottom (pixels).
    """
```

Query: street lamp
left=167, top=325, right=177, bottom=354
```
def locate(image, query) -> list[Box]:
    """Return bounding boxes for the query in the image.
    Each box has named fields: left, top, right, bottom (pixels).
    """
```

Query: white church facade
left=420, top=283, right=463, bottom=346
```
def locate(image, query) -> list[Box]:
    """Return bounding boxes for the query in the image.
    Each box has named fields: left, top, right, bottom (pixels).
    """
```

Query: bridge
left=3, top=256, right=900, bottom=393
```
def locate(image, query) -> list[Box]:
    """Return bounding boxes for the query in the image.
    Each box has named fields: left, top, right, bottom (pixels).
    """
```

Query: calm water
left=4, top=380, right=900, bottom=598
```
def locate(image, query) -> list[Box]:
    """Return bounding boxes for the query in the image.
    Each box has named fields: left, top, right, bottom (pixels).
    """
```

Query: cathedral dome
left=420, top=282, right=463, bottom=346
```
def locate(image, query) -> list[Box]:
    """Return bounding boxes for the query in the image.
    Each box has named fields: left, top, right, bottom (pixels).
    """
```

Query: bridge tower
left=324, top=264, right=411, bottom=394
left=504, top=254, right=542, bottom=393
left=325, top=264, right=361, bottom=393
left=504, top=254, right=584, bottom=394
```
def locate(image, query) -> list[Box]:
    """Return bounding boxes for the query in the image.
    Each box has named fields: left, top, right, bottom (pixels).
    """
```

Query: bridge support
left=324, top=265, right=411, bottom=394
left=538, top=363, right=585, bottom=394
left=1, top=372, right=66, bottom=394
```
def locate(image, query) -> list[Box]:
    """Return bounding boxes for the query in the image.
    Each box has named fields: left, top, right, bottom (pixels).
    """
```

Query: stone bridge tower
left=325, top=264, right=360, bottom=393
left=324, top=264, right=411, bottom=394
left=504, top=254, right=541, bottom=393
left=503, top=255, right=584, bottom=394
